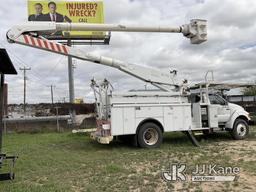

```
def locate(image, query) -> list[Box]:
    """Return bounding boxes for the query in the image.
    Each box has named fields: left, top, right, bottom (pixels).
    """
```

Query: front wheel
left=230, top=119, right=249, bottom=140
left=137, top=122, right=163, bottom=148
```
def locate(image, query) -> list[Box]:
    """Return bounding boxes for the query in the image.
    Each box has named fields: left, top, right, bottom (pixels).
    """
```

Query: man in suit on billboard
left=42, top=1, right=71, bottom=22
left=28, top=3, right=44, bottom=21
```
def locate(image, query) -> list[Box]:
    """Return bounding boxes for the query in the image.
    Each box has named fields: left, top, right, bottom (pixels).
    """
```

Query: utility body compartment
left=110, top=91, right=192, bottom=136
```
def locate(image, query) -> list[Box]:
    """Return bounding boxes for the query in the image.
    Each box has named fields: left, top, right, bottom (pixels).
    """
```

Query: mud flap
left=184, top=130, right=200, bottom=147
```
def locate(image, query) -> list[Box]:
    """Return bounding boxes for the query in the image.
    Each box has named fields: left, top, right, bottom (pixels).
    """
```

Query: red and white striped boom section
left=22, top=34, right=68, bottom=55
left=6, top=20, right=207, bottom=92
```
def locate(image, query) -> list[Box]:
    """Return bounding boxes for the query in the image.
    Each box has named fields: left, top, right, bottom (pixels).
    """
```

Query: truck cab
left=191, top=84, right=250, bottom=140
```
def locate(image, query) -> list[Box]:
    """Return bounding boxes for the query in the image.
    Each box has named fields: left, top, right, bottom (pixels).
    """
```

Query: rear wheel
left=137, top=122, right=163, bottom=148
left=231, top=119, right=249, bottom=140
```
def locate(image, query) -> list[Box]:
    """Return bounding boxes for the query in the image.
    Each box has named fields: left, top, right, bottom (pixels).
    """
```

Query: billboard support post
left=67, top=40, right=76, bottom=125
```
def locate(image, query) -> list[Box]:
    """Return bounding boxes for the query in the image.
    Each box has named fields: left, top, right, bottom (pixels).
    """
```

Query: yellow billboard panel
left=28, top=1, right=105, bottom=39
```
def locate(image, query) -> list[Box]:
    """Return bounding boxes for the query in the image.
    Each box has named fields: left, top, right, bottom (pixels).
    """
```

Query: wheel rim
left=237, top=123, right=247, bottom=137
left=143, top=128, right=159, bottom=145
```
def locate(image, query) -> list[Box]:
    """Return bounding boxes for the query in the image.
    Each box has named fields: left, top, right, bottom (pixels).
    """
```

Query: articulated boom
left=6, top=19, right=207, bottom=92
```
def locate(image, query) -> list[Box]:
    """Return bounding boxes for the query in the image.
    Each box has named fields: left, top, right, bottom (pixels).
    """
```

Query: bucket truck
left=6, top=20, right=251, bottom=148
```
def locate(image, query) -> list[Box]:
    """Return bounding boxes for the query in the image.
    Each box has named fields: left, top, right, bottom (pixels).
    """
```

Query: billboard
left=27, top=1, right=105, bottom=39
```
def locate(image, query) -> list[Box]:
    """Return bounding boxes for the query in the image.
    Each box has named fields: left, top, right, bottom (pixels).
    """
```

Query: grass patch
left=0, top=126, right=255, bottom=191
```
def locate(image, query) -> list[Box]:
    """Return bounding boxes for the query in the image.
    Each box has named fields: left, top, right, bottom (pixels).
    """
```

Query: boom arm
left=6, top=20, right=207, bottom=92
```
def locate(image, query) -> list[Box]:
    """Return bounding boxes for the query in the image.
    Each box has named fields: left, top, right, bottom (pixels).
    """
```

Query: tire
left=231, top=119, right=249, bottom=140
left=137, top=122, right=163, bottom=148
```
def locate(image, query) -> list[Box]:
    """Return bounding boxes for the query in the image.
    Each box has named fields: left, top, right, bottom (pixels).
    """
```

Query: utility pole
left=19, top=67, right=31, bottom=116
left=48, top=85, right=55, bottom=104
left=54, top=106, right=61, bottom=132
left=67, top=40, right=76, bottom=124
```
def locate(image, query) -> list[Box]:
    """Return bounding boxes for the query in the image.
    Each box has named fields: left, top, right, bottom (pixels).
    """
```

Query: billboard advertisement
left=27, top=1, right=105, bottom=39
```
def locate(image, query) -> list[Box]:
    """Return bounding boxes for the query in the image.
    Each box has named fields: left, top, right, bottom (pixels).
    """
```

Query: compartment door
left=123, top=107, right=136, bottom=134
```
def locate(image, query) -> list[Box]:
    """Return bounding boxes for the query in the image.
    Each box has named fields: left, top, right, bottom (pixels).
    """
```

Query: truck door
left=209, top=94, right=230, bottom=123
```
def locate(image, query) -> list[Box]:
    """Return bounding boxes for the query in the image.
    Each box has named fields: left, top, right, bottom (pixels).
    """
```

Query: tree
left=243, top=86, right=256, bottom=96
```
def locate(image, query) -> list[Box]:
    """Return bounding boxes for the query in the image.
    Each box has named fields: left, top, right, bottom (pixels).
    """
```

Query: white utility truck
left=6, top=20, right=251, bottom=148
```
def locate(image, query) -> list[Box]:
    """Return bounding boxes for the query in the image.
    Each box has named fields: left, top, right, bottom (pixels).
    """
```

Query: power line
left=0, top=43, right=71, bottom=103
left=1, top=45, right=43, bottom=78
left=46, top=56, right=65, bottom=77
left=0, top=43, right=58, bottom=85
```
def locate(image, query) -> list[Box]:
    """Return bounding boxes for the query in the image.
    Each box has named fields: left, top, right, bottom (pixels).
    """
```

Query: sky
left=0, top=0, right=256, bottom=104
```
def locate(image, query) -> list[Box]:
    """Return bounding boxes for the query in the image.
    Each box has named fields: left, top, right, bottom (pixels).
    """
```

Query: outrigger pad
left=0, top=153, right=18, bottom=181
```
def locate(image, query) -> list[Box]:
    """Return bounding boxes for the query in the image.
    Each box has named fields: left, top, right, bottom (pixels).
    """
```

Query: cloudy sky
left=0, top=0, right=255, bottom=104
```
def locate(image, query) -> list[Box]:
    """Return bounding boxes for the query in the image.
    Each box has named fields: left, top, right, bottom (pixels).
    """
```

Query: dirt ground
left=174, top=139, right=256, bottom=192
